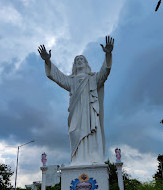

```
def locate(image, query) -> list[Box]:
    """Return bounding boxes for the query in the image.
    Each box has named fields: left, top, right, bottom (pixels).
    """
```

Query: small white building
left=46, top=165, right=60, bottom=187
left=25, top=165, right=60, bottom=190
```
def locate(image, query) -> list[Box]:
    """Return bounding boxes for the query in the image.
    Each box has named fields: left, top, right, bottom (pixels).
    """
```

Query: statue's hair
left=115, top=148, right=121, bottom=153
left=71, top=55, right=91, bottom=76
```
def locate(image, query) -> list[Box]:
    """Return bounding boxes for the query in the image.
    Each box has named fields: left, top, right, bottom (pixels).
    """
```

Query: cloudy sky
left=0, top=0, right=163, bottom=188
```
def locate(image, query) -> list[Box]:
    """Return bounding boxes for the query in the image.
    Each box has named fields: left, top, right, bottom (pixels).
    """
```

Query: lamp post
left=14, top=140, right=35, bottom=190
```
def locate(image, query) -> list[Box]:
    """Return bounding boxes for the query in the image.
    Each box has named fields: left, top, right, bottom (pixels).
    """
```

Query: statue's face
left=75, top=55, right=86, bottom=69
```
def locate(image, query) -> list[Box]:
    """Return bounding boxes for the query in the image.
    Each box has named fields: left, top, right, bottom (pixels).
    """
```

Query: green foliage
left=154, top=179, right=163, bottom=190
left=46, top=183, right=61, bottom=190
left=137, top=181, right=155, bottom=190
left=106, top=161, right=118, bottom=184
left=26, top=187, right=32, bottom=190
left=154, top=154, right=163, bottom=179
left=124, top=178, right=141, bottom=190
left=0, top=164, right=14, bottom=190
left=134, top=180, right=163, bottom=190
left=37, top=184, right=41, bottom=190
left=124, top=178, right=163, bottom=189
left=105, top=160, right=118, bottom=189
left=109, top=182, right=119, bottom=190
left=105, top=160, right=119, bottom=190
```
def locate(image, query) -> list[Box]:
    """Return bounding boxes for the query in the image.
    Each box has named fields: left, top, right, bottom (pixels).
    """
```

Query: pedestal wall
left=61, top=164, right=109, bottom=190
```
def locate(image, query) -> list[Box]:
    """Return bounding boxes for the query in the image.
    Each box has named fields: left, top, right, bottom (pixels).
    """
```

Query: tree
left=105, top=160, right=141, bottom=190
left=0, top=164, right=14, bottom=190
left=153, top=154, right=163, bottom=188
left=124, top=178, right=141, bottom=190
left=154, top=154, right=163, bottom=179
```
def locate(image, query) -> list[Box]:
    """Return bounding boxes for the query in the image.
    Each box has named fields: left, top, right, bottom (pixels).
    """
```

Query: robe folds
left=45, top=55, right=112, bottom=165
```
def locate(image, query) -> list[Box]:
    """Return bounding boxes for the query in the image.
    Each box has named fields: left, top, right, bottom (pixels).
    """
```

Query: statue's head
left=71, top=55, right=91, bottom=76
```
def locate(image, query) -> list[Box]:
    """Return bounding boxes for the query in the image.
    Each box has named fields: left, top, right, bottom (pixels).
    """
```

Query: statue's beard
left=76, top=66, right=86, bottom=73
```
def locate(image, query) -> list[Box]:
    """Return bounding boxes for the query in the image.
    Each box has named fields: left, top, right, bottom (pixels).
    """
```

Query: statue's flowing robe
left=45, top=55, right=112, bottom=165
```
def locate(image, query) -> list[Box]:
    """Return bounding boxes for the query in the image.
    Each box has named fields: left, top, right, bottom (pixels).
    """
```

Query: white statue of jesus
left=38, top=36, right=114, bottom=165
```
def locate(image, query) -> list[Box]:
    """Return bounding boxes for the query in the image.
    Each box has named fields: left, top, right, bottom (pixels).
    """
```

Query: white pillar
left=40, top=166, right=48, bottom=190
left=115, top=162, right=124, bottom=190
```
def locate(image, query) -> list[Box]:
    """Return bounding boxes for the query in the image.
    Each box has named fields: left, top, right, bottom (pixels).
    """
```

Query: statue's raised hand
left=100, top=36, right=114, bottom=53
left=38, top=45, right=51, bottom=61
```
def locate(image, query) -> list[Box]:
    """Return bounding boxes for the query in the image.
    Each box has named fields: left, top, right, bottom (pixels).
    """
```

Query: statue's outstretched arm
left=38, top=45, right=71, bottom=91
left=96, top=36, right=114, bottom=87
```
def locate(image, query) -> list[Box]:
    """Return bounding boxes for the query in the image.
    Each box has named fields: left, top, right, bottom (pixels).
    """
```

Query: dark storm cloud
left=104, top=0, right=163, bottom=154
left=82, top=0, right=163, bottom=156
left=0, top=53, right=70, bottom=152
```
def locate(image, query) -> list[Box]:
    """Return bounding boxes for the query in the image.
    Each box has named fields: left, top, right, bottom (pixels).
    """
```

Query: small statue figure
left=41, top=152, right=47, bottom=166
left=115, top=148, right=121, bottom=162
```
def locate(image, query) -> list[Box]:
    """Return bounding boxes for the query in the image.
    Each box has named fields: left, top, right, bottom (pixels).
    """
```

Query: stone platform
left=61, top=164, right=109, bottom=190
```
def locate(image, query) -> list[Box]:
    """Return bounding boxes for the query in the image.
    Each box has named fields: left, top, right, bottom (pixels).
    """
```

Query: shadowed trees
left=0, top=164, right=14, bottom=190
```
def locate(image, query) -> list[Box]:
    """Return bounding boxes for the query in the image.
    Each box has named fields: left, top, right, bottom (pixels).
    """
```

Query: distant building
left=25, top=181, right=41, bottom=190
left=25, top=165, right=60, bottom=190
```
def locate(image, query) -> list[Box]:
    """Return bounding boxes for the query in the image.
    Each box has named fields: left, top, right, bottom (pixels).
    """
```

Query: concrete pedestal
left=115, top=162, right=124, bottom=190
left=61, top=164, right=109, bottom=190
left=40, top=166, right=48, bottom=190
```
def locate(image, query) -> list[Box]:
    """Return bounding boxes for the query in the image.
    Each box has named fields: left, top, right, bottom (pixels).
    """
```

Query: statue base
left=61, top=164, right=109, bottom=190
